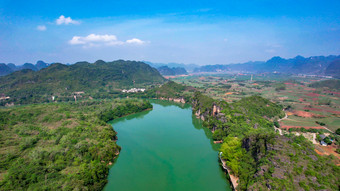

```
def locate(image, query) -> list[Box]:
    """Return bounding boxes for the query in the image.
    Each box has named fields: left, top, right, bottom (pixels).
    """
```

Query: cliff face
left=159, top=97, right=186, bottom=103
left=191, top=91, right=216, bottom=120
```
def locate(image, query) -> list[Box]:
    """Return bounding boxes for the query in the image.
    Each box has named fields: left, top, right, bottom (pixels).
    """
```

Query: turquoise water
left=105, top=100, right=231, bottom=191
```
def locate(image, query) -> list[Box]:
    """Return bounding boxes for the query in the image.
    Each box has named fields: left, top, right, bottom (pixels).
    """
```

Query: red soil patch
left=199, top=77, right=205, bottom=80
left=281, top=125, right=325, bottom=130
left=323, top=145, right=340, bottom=159
left=312, top=98, right=319, bottom=101
left=304, top=88, right=316, bottom=91
left=298, top=98, right=305, bottom=102
left=284, top=83, right=299, bottom=86
left=292, top=110, right=324, bottom=118
left=286, top=111, right=294, bottom=116
left=314, top=149, right=324, bottom=156
left=305, top=93, right=320, bottom=97
left=315, top=145, right=340, bottom=163
left=304, top=107, right=340, bottom=114
left=278, top=97, right=288, bottom=100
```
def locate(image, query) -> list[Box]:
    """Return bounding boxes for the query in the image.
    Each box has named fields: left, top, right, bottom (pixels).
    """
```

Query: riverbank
left=219, top=154, right=239, bottom=190
left=192, top=99, right=238, bottom=190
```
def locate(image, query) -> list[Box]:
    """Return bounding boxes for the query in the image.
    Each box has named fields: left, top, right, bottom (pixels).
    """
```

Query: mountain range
left=1, top=54, right=340, bottom=78
left=157, top=66, right=188, bottom=76
left=143, top=61, right=198, bottom=73
left=0, top=60, right=50, bottom=76
left=193, top=55, right=340, bottom=77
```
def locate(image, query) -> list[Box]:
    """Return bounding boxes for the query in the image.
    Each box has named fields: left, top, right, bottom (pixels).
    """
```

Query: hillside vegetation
left=236, top=132, right=339, bottom=190
left=189, top=88, right=339, bottom=190
left=0, top=60, right=165, bottom=105
left=0, top=99, right=152, bottom=190
left=309, top=79, right=340, bottom=90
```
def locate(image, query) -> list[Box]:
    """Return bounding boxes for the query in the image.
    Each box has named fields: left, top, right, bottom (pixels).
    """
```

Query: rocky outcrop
left=159, top=97, right=186, bottom=103
left=212, top=104, right=221, bottom=116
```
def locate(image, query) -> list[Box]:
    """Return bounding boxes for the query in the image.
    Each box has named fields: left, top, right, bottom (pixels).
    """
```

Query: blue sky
left=1, top=0, right=340, bottom=65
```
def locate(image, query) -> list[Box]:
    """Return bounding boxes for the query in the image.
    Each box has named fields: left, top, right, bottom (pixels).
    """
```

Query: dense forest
left=0, top=99, right=152, bottom=190
left=0, top=60, right=165, bottom=105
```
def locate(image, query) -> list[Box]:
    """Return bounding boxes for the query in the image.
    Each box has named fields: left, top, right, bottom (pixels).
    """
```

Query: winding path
left=274, top=111, right=288, bottom=135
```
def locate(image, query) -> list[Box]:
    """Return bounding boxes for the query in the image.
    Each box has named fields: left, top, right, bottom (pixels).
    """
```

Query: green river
left=104, top=100, right=231, bottom=191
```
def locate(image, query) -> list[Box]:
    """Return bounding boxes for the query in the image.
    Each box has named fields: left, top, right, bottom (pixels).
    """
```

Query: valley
left=0, top=60, right=339, bottom=190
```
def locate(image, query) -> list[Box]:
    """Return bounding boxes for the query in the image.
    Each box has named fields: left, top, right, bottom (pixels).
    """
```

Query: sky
left=0, top=0, right=340, bottom=65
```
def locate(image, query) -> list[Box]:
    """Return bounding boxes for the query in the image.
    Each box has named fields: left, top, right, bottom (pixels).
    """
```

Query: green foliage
left=318, top=98, right=332, bottom=105
left=275, top=83, right=286, bottom=91
left=237, top=132, right=340, bottom=190
left=220, top=136, right=244, bottom=176
left=0, top=99, right=152, bottom=190
left=324, top=137, right=332, bottom=145
left=336, top=128, right=340, bottom=135
left=315, top=121, right=326, bottom=126
left=192, top=91, right=216, bottom=114
left=212, top=129, right=225, bottom=140
left=143, top=81, right=194, bottom=101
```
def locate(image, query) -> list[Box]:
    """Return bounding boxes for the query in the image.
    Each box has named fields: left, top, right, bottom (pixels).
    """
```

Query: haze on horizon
left=1, top=0, right=339, bottom=65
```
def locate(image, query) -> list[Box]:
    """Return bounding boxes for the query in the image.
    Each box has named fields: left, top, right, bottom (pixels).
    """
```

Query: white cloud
left=69, top=34, right=147, bottom=47
left=126, top=38, right=146, bottom=44
left=56, top=15, right=80, bottom=25
left=37, top=25, right=46, bottom=31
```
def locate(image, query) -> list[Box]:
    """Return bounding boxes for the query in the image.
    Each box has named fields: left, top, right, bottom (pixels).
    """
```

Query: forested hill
left=0, top=60, right=165, bottom=105
left=157, top=66, right=188, bottom=76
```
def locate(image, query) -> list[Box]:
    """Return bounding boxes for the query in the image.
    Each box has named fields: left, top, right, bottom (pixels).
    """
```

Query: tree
left=324, top=137, right=332, bottom=145
left=220, top=136, right=244, bottom=176
left=336, top=128, right=340, bottom=135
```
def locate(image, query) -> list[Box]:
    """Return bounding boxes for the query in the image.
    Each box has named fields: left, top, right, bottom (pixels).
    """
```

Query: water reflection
left=191, top=115, right=221, bottom=151
left=149, top=99, right=190, bottom=109
left=109, top=109, right=152, bottom=124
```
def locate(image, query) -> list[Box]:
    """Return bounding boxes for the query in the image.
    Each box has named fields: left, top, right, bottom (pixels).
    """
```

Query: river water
left=104, top=100, right=231, bottom=191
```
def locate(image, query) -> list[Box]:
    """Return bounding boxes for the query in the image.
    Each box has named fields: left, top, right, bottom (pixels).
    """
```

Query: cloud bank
left=56, top=15, right=80, bottom=25
left=69, top=34, right=147, bottom=47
